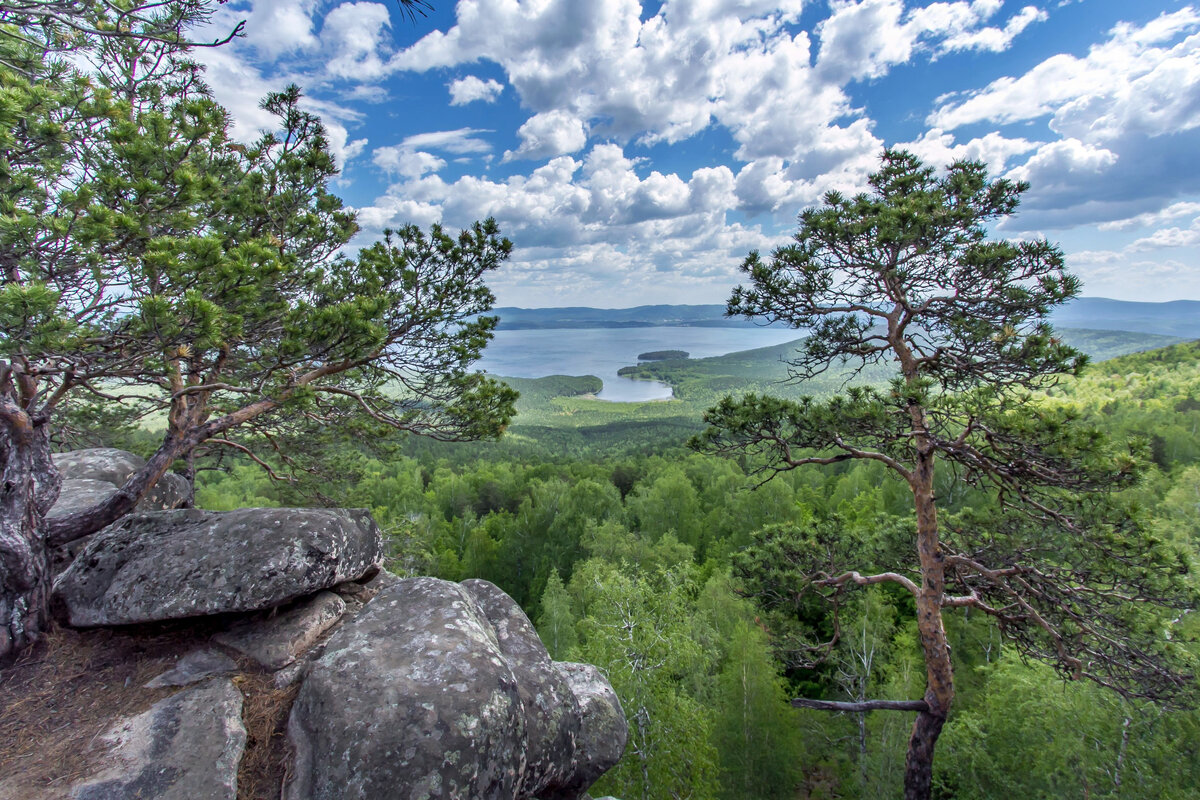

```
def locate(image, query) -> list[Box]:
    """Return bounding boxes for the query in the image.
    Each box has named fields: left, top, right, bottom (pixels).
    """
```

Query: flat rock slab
left=70, top=679, right=246, bottom=800
left=284, top=577, right=526, bottom=800
left=49, top=473, right=191, bottom=520
left=145, top=647, right=239, bottom=689
left=49, top=479, right=121, bottom=520
left=214, top=591, right=347, bottom=670
left=54, top=507, right=383, bottom=627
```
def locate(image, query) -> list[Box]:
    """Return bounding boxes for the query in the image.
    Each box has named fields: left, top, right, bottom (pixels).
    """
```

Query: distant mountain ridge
left=490, top=304, right=772, bottom=329
left=1048, top=298, right=1200, bottom=338
left=491, top=298, right=1200, bottom=338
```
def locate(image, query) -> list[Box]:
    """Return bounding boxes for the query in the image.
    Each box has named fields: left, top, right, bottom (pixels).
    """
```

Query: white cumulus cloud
left=373, top=146, right=446, bottom=179
left=401, top=128, right=495, bottom=155
left=449, top=75, right=505, bottom=105
left=322, top=2, right=394, bottom=81
left=505, top=110, right=589, bottom=161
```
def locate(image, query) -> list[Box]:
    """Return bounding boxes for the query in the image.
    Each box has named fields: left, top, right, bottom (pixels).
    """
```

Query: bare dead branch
left=791, top=698, right=929, bottom=713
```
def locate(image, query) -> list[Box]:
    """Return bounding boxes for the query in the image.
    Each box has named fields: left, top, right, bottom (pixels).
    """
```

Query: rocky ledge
left=7, top=450, right=627, bottom=800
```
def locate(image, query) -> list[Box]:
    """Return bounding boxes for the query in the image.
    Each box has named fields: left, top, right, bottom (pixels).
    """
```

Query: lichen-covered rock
left=70, top=678, right=246, bottom=800
left=54, top=448, right=145, bottom=485
left=53, top=508, right=383, bottom=626
left=551, top=662, right=628, bottom=799
left=136, top=471, right=193, bottom=512
left=461, top=578, right=581, bottom=798
left=284, top=577, right=526, bottom=800
left=214, top=591, right=347, bottom=670
left=285, top=578, right=625, bottom=800
left=48, top=450, right=192, bottom=520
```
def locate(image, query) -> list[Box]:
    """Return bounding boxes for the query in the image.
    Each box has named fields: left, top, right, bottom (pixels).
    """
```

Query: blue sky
left=195, top=1, right=1200, bottom=307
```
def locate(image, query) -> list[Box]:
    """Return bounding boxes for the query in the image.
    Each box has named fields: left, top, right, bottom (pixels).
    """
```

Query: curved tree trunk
left=0, top=412, right=60, bottom=664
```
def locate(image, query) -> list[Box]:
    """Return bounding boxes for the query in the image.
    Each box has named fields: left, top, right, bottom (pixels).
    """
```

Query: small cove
left=476, top=326, right=804, bottom=402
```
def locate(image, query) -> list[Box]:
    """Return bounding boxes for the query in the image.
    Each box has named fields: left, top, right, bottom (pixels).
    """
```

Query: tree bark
left=903, top=445, right=954, bottom=800
left=0, top=410, right=60, bottom=664
left=905, top=706, right=948, bottom=800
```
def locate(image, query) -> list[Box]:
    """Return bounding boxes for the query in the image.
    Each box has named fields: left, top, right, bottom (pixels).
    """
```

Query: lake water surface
left=477, top=326, right=804, bottom=402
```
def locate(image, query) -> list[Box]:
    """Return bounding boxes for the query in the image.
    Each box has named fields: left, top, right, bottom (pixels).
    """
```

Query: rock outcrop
left=53, top=507, right=384, bottom=626
left=285, top=577, right=624, bottom=800
left=32, top=449, right=626, bottom=800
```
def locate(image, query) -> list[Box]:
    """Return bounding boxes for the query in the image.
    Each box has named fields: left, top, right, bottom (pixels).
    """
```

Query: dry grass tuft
left=236, top=672, right=301, bottom=800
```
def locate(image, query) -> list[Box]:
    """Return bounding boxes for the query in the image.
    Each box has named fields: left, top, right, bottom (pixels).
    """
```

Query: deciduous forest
left=168, top=339, right=1200, bottom=799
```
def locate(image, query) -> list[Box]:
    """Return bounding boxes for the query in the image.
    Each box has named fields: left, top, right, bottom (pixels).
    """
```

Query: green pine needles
left=692, top=149, right=1196, bottom=800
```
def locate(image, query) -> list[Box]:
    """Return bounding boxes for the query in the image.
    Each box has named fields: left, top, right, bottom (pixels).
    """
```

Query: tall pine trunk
left=0, top=413, right=60, bottom=664
left=903, top=445, right=954, bottom=800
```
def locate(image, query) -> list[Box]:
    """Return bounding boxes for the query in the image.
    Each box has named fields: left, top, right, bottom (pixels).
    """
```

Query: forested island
left=638, top=350, right=690, bottom=361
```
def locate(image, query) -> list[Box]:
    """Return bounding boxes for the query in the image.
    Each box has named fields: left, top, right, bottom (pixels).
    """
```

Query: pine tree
left=0, top=0, right=515, bottom=661
left=693, top=149, right=1195, bottom=799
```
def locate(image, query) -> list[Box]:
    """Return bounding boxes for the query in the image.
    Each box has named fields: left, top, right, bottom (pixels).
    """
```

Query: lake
left=476, top=326, right=804, bottom=402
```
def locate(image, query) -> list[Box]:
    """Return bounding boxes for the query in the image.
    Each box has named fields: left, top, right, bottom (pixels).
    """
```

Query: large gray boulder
left=54, top=507, right=383, bottom=626
left=285, top=577, right=625, bottom=800
left=54, top=448, right=145, bottom=485
left=551, top=663, right=628, bottom=799
left=285, top=577, right=527, bottom=800
left=461, top=578, right=582, bottom=799
left=70, top=678, right=246, bottom=800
